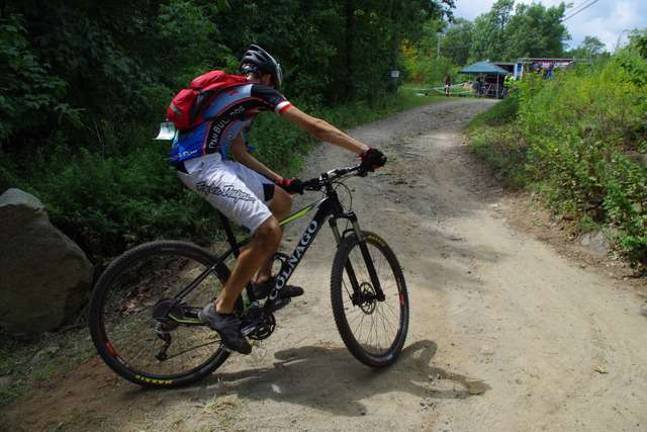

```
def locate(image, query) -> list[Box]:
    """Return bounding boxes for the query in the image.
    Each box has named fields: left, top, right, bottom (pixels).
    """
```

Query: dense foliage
left=468, top=46, right=647, bottom=267
left=0, top=0, right=451, bottom=260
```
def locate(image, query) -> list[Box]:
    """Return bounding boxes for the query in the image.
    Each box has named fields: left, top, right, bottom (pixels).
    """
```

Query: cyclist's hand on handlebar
left=359, top=148, right=387, bottom=172
left=278, top=177, right=305, bottom=195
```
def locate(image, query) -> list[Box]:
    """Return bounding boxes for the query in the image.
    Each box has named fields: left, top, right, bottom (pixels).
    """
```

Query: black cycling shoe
left=198, top=304, right=251, bottom=355
left=251, top=278, right=304, bottom=300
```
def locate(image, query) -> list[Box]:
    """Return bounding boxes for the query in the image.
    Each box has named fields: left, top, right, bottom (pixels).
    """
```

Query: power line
left=562, top=2, right=592, bottom=21
left=561, top=0, right=600, bottom=22
left=565, top=0, right=590, bottom=12
left=563, top=0, right=596, bottom=18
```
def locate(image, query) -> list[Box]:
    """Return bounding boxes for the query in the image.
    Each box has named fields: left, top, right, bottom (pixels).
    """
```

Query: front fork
left=329, top=213, right=385, bottom=304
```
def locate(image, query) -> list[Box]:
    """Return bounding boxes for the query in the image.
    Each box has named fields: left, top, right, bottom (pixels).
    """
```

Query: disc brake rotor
left=358, top=282, right=377, bottom=314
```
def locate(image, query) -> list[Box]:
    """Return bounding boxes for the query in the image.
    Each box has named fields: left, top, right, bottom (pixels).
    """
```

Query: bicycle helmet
left=239, top=44, right=283, bottom=88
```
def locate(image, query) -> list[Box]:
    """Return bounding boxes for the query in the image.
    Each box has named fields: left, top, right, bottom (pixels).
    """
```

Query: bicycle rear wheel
left=89, top=240, right=231, bottom=388
left=330, top=231, right=409, bottom=367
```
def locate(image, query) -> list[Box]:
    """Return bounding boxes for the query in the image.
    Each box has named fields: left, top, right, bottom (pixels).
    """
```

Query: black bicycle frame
left=265, top=195, right=337, bottom=304
left=173, top=182, right=385, bottom=312
left=263, top=185, right=385, bottom=310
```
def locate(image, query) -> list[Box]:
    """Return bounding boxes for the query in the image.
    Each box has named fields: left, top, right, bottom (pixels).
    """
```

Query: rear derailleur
left=151, top=298, right=196, bottom=361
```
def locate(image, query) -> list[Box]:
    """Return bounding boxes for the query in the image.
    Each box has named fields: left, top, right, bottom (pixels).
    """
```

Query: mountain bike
left=89, top=164, right=409, bottom=388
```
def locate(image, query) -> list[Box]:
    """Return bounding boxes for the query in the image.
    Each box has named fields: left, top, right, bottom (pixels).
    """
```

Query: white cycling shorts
left=177, top=153, right=274, bottom=233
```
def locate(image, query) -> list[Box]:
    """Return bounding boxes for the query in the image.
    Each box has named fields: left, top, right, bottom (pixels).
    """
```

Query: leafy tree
left=0, top=14, right=76, bottom=147
left=567, top=36, right=608, bottom=62
left=579, top=36, right=606, bottom=57
left=502, top=2, right=568, bottom=60
left=467, top=0, right=568, bottom=62
left=470, top=0, right=514, bottom=61
left=215, top=0, right=451, bottom=103
left=441, top=18, right=473, bottom=66
left=0, top=0, right=232, bottom=153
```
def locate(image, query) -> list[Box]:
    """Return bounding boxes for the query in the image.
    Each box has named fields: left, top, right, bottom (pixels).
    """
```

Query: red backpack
left=166, top=70, right=248, bottom=131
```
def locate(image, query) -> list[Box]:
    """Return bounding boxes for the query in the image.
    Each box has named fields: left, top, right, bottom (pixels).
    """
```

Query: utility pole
left=437, top=33, right=441, bottom=58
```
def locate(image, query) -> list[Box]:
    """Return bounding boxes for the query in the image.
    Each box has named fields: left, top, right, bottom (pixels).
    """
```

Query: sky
left=453, top=0, right=647, bottom=51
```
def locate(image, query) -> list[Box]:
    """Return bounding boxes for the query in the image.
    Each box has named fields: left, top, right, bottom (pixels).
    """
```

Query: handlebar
left=302, top=164, right=368, bottom=191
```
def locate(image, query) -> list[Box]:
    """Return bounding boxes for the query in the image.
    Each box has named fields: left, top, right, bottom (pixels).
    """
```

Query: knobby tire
left=89, top=240, right=231, bottom=388
left=330, top=231, right=409, bottom=367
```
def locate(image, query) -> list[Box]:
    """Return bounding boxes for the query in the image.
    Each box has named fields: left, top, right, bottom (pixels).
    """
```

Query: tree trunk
left=344, top=0, right=355, bottom=100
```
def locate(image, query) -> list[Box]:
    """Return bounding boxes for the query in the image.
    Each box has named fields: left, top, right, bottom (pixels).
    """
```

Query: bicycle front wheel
left=330, top=231, right=409, bottom=367
left=89, top=240, right=231, bottom=388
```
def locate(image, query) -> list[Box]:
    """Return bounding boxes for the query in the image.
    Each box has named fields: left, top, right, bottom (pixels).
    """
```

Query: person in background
left=544, top=63, right=555, bottom=79
left=473, top=77, right=483, bottom=97
left=444, top=74, right=452, bottom=96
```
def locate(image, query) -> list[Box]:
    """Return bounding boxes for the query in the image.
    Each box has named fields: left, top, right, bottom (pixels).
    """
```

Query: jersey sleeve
left=251, top=84, right=293, bottom=114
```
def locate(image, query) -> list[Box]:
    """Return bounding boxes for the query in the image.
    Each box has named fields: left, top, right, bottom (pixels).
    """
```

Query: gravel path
left=4, top=99, right=646, bottom=432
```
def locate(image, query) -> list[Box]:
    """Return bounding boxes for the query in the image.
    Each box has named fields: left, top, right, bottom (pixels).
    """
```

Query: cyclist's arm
left=280, top=106, right=369, bottom=155
left=230, top=134, right=282, bottom=183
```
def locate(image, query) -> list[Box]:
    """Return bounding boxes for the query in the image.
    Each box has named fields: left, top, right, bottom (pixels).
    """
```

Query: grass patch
left=393, top=86, right=447, bottom=111
left=467, top=95, right=519, bottom=130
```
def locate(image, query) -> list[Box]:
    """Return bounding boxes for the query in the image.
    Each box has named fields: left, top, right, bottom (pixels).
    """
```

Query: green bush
left=3, top=144, right=221, bottom=261
left=470, top=124, right=528, bottom=188
left=468, top=49, right=647, bottom=266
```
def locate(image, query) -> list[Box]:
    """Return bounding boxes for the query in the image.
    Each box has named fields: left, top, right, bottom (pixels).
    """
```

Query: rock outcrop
left=0, top=188, right=93, bottom=336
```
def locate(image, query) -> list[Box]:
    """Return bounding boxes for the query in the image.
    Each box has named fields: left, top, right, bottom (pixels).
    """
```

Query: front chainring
left=241, top=305, right=276, bottom=341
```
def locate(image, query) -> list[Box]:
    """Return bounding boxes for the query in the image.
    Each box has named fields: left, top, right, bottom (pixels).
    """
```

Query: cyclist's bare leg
left=253, top=187, right=293, bottom=283
left=214, top=216, right=282, bottom=314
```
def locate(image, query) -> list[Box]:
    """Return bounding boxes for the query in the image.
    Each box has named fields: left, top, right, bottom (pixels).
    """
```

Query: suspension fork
left=330, top=213, right=385, bottom=303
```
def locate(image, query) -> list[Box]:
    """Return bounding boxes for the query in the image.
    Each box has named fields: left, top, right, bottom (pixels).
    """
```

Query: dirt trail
left=4, top=99, right=647, bottom=432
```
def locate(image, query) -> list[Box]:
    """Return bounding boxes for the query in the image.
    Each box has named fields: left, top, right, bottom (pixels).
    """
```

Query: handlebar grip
left=302, top=178, right=321, bottom=191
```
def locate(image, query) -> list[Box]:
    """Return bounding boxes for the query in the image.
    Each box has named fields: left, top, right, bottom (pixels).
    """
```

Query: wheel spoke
left=162, top=338, right=221, bottom=361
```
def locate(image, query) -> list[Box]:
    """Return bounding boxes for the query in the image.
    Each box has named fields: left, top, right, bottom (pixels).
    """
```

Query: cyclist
left=170, top=44, right=386, bottom=354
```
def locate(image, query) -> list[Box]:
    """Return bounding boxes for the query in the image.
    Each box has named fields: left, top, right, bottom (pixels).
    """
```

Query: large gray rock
left=0, top=188, right=93, bottom=336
